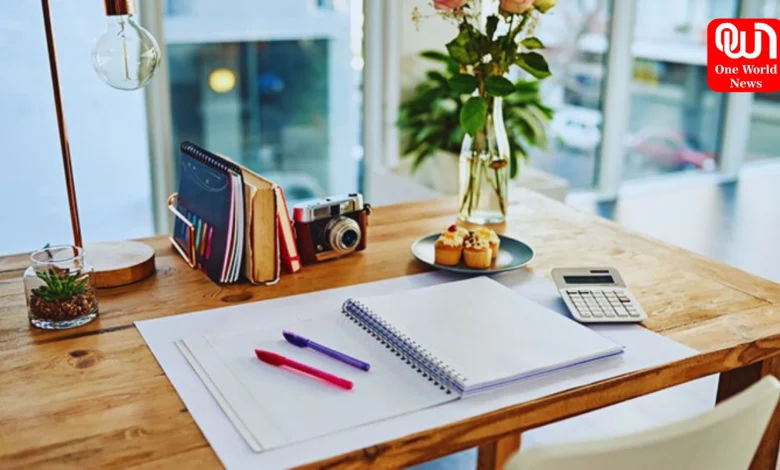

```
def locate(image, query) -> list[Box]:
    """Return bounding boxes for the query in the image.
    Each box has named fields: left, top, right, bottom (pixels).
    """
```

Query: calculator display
left=563, top=275, right=615, bottom=285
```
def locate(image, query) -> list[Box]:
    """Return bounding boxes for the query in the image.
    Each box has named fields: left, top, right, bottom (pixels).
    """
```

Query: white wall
left=0, top=1, right=153, bottom=255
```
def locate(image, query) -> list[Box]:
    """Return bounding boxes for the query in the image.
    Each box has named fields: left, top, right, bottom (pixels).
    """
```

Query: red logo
left=707, top=18, right=780, bottom=92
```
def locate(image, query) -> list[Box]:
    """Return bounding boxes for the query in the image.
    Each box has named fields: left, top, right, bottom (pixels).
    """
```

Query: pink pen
left=255, top=349, right=353, bottom=390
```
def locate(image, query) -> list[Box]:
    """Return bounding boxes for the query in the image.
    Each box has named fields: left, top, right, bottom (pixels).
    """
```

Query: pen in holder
left=167, top=193, right=197, bottom=269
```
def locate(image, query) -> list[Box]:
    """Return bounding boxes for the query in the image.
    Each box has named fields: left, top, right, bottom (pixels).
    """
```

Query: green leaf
left=512, top=107, right=547, bottom=147
left=411, top=143, right=439, bottom=173
left=520, top=37, right=545, bottom=50
left=415, top=125, right=440, bottom=145
left=420, top=50, right=451, bottom=63
left=486, top=15, right=499, bottom=40
left=484, top=76, right=515, bottom=97
left=536, top=103, right=555, bottom=120
left=448, top=74, right=478, bottom=94
left=509, top=152, right=519, bottom=179
left=460, top=97, right=487, bottom=137
left=516, top=52, right=551, bottom=79
left=513, top=79, right=540, bottom=93
left=426, top=71, right=449, bottom=90
left=446, top=40, right=475, bottom=65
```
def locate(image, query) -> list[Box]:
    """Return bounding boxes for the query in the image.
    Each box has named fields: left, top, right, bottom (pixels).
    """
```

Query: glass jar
left=458, top=96, right=510, bottom=224
left=24, top=245, right=99, bottom=330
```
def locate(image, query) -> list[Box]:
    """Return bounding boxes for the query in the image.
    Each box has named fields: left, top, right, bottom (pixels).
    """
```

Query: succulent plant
left=33, top=269, right=89, bottom=303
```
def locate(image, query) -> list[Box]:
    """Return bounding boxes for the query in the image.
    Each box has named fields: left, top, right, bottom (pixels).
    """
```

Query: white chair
left=505, top=375, right=780, bottom=470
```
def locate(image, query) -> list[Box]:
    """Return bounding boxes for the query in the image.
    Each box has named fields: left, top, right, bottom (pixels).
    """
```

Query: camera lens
left=325, top=217, right=362, bottom=255
left=341, top=229, right=358, bottom=248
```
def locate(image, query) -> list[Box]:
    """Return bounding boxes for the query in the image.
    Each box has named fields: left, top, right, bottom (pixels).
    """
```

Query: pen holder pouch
left=167, top=193, right=197, bottom=269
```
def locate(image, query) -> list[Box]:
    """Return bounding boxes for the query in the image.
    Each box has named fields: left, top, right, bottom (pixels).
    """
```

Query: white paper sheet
left=136, top=270, right=698, bottom=469
left=181, top=315, right=455, bottom=451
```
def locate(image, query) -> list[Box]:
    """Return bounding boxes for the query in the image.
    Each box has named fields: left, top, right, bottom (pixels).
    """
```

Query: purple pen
left=282, top=330, right=371, bottom=371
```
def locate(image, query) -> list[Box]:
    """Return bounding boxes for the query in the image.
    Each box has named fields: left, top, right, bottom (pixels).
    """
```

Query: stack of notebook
left=178, top=277, right=623, bottom=452
left=170, top=141, right=300, bottom=285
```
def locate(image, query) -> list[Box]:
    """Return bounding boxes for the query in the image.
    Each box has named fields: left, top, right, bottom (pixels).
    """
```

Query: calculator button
left=615, top=309, right=628, bottom=317
left=628, top=309, right=641, bottom=318
left=604, top=309, right=616, bottom=318
left=579, top=290, right=591, bottom=294
left=577, top=309, right=591, bottom=318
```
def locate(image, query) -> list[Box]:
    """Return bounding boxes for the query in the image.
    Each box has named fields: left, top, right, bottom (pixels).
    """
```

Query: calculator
left=551, top=267, right=647, bottom=323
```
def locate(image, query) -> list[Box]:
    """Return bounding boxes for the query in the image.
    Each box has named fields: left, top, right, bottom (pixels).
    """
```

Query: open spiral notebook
left=178, top=276, right=623, bottom=452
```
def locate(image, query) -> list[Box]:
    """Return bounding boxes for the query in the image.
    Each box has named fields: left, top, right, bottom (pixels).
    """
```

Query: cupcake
left=474, top=227, right=500, bottom=259
left=463, top=234, right=492, bottom=269
left=446, top=224, right=471, bottom=242
left=434, top=231, right=463, bottom=266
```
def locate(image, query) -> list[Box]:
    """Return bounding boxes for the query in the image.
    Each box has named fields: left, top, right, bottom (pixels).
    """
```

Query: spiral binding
left=342, top=299, right=467, bottom=395
left=180, top=141, right=238, bottom=175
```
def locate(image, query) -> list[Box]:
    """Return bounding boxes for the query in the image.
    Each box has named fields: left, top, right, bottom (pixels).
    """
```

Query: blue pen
left=283, top=330, right=371, bottom=371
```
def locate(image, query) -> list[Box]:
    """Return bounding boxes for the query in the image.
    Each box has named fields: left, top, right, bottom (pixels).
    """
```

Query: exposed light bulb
left=91, top=1, right=161, bottom=91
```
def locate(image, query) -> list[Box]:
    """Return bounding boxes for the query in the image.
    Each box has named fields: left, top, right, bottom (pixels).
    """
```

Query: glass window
left=622, top=0, right=737, bottom=180
left=530, top=0, right=610, bottom=189
left=747, top=0, right=780, bottom=162
left=0, top=3, right=154, bottom=256
left=163, top=0, right=363, bottom=205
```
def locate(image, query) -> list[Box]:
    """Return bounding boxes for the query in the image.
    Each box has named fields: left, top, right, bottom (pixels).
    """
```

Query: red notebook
left=275, top=187, right=301, bottom=273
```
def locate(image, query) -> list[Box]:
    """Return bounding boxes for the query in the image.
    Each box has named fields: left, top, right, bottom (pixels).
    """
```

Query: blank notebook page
left=354, top=276, right=623, bottom=394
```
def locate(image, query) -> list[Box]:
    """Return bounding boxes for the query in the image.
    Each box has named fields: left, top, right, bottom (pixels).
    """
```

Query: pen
left=255, top=349, right=353, bottom=390
left=283, top=330, right=371, bottom=371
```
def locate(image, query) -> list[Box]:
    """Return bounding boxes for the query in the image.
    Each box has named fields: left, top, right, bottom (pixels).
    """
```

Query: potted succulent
left=24, top=245, right=99, bottom=330
left=400, top=0, right=556, bottom=224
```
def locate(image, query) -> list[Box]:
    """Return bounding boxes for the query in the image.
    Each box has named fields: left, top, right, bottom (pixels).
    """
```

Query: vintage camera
left=293, top=193, right=370, bottom=264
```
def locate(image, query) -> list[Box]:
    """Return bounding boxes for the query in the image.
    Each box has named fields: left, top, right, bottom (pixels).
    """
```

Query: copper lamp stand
left=41, top=0, right=155, bottom=288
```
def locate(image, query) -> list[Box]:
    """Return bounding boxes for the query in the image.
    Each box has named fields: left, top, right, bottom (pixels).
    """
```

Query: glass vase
left=458, top=96, right=510, bottom=224
left=24, top=245, right=99, bottom=330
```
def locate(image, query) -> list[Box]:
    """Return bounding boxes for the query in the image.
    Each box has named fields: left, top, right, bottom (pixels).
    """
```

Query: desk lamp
left=41, top=0, right=161, bottom=287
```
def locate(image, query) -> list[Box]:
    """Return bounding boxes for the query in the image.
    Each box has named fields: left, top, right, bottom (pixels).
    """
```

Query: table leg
left=477, top=434, right=521, bottom=470
left=717, top=355, right=780, bottom=470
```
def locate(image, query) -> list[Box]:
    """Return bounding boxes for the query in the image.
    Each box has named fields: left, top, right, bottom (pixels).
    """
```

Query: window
left=532, top=0, right=610, bottom=189
left=0, top=2, right=154, bottom=256
left=163, top=0, right=363, bottom=205
left=622, top=0, right=738, bottom=180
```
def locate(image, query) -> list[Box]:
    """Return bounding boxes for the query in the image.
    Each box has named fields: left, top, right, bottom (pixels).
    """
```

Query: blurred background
left=1, top=0, right=779, bottom=280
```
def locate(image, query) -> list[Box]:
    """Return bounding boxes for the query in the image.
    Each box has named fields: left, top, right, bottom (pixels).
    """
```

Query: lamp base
left=84, top=241, right=156, bottom=288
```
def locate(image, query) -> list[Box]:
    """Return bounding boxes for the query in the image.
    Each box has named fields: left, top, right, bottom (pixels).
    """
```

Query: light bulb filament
left=118, top=18, right=130, bottom=81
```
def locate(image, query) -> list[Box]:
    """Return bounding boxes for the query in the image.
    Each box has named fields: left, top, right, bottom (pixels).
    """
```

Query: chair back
left=505, top=375, right=780, bottom=470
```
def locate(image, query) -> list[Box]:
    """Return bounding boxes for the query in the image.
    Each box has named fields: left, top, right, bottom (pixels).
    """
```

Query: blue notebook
left=173, top=141, right=245, bottom=284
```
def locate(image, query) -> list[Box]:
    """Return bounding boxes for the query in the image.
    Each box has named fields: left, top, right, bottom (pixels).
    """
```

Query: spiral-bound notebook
left=173, top=141, right=245, bottom=284
left=178, top=277, right=623, bottom=452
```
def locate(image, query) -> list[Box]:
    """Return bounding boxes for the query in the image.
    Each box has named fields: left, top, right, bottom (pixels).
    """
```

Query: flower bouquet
left=422, top=0, right=556, bottom=224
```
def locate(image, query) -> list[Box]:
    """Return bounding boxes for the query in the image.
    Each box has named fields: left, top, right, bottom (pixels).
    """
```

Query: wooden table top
left=1, top=189, right=779, bottom=469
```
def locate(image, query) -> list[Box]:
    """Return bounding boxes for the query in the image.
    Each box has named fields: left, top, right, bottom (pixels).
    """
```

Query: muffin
left=463, top=235, right=492, bottom=269
left=434, top=231, right=463, bottom=266
left=453, top=225, right=471, bottom=241
left=474, top=227, right=500, bottom=259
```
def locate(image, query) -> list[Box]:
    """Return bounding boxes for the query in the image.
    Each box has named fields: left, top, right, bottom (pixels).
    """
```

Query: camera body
left=293, top=193, right=370, bottom=264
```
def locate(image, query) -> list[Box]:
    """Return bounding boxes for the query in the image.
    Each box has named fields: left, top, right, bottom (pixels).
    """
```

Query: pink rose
left=500, top=0, right=534, bottom=14
left=434, top=0, right=468, bottom=10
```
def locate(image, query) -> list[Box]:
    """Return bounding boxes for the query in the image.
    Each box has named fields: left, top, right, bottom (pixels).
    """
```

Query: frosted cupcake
left=463, top=234, right=492, bottom=269
left=449, top=224, right=471, bottom=242
left=474, top=227, right=500, bottom=259
left=434, top=231, right=463, bottom=266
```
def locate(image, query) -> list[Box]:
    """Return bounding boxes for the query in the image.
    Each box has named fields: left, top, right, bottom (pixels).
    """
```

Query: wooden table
left=1, top=189, right=779, bottom=469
